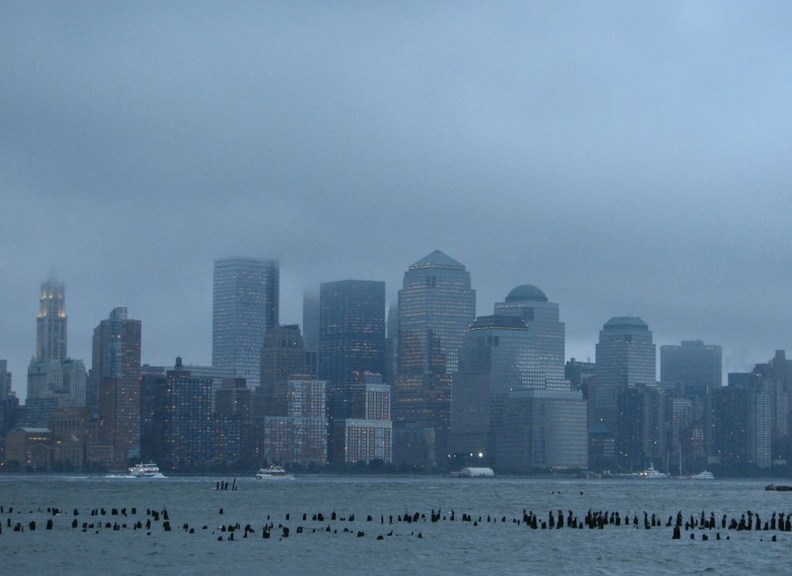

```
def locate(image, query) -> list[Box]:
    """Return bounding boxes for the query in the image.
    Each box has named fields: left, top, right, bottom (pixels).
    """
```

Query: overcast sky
left=2, top=2, right=791, bottom=398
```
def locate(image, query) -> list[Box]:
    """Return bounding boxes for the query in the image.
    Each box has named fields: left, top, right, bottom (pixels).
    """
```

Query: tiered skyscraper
left=394, top=250, right=476, bottom=465
left=27, top=278, right=87, bottom=417
left=212, top=257, right=279, bottom=388
left=93, top=307, right=142, bottom=468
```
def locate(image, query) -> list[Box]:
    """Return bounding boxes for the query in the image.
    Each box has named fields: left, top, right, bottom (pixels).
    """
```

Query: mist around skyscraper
left=3, top=253, right=792, bottom=479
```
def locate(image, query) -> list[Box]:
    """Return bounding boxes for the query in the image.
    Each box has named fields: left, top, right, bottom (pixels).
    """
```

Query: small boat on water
left=690, top=470, right=715, bottom=480
left=128, top=463, right=162, bottom=478
left=765, top=484, right=792, bottom=491
left=255, top=465, right=294, bottom=480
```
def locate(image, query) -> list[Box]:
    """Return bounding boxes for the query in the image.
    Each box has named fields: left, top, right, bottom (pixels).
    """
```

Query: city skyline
left=1, top=253, right=790, bottom=401
left=3, top=3, right=792, bottom=398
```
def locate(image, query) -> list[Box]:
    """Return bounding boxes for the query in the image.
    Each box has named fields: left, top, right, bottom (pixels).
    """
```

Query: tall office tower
left=494, top=285, right=569, bottom=391
left=449, top=315, right=532, bottom=462
left=660, top=340, right=722, bottom=389
left=302, top=291, right=320, bottom=355
left=258, top=324, right=311, bottom=418
left=0, top=361, right=17, bottom=459
left=394, top=250, right=476, bottom=465
left=27, top=278, right=87, bottom=410
left=383, top=303, right=398, bottom=385
left=93, top=307, right=142, bottom=468
left=319, top=280, right=386, bottom=422
left=0, top=360, right=10, bottom=398
left=397, top=251, right=475, bottom=376
left=594, top=316, right=656, bottom=431
left=212, top=257, right=279, bottom=389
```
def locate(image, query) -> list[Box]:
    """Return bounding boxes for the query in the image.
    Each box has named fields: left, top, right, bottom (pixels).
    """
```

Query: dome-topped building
left=493, top=284, right=567, bottom=391
left=504, top=284, right=548, bottom=303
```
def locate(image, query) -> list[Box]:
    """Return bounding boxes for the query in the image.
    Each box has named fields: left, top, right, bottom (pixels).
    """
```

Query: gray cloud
left=2, top=2, right=791, bottom=395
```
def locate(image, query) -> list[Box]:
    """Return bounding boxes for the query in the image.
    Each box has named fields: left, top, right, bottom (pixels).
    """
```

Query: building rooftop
left=469, top=315, right=528, bottom=331
left=410, top=250, right=465, bottom=270
left=504, top=284, right=548, bottom=303
left=603, top=316, right=648, bottom=330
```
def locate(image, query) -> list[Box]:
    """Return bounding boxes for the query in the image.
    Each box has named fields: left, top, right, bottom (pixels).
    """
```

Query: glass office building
left=212, top=257, right=279, bottom=388
left=494, top=284, right=568, bottom=391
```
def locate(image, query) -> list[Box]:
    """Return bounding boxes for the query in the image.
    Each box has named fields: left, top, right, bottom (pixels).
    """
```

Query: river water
left=0, top=474, right=789, bottom=575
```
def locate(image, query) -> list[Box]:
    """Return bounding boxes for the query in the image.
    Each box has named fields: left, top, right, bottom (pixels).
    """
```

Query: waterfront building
left=332, top=373, right=392, bottom=464
left=494, top=285, right=569, bottom=391
left=262, top=376, right=328, bottom=466
left=496, top=389, right=588, bottom=471
left=394, top=250, right=475, bottom=465
left=615, top=383, right=666, bottom=473
left=213, top=378, right=254, bottom=467
left=660, top=340, right=722, bottom=389
left=594, top=316, right=656, bottom=430
left=212, top=257, right=279, bottom=388
left=162, top=358, right=214, bottom=469
left=92, top=307, right=142, bottom=468
left=449, top=315, right=532, bottom=463
left=711, top=366, right=779, bottom=470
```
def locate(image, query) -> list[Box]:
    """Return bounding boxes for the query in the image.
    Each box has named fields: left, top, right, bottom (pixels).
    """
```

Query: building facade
left=27, top=278, right=87, bottom=412
left=212, top=257, right=279, bottom=388
left=93, top=307, right=142, bottom=468
left=594, top=316, right=656, bottom=430
left=332, top=373, right=392, bottom=464
left=319, top=280, right=385, bottom=422
left=494, top=285, right=568, bottom=391
left=496, top=389, right=588, bottom=471
left=449, top=315, right=532, bottom=463
left=262, top=376, right=328, bottom=466
left=394, top=250, right=475, bottom=465
left=660, top=340, right=722, bottom=389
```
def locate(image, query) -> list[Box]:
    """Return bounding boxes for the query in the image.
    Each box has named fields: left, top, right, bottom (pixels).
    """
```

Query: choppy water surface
left=0, top=474, right=789, bottom=575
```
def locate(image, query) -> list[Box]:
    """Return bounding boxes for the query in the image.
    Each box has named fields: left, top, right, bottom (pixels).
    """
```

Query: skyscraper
left=212, top=257, right=279, bottom=388
left=660, top=340, right=722, bottom=389
left=319, top=280, right=385, bottom=421
left=494, top=284, right=568, bottom=390
left=258, top=324, right=312, bottom=418
left=27, top=278, right=87, bottom=411
left=93, top=307, right=142, bottom=468
left=394, top=250, right=476, bottom=465
left=396, top=251, right=475, bottom=376
left=36, top=278, right=66, bottom=364
left=449, top=315, right=532, bottom=461
left=594, top=316, right=656, bottom=430
left=0, top=360, right=11, bottom=398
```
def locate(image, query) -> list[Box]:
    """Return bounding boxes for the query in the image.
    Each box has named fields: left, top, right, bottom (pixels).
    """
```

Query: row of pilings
left=1, top=503, right=790, bottom=541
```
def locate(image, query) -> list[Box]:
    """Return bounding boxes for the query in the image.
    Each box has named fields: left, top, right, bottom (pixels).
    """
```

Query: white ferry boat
left=255, top=465, right=294, bottom=480
left=129, top=463, right=162, bottom=478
